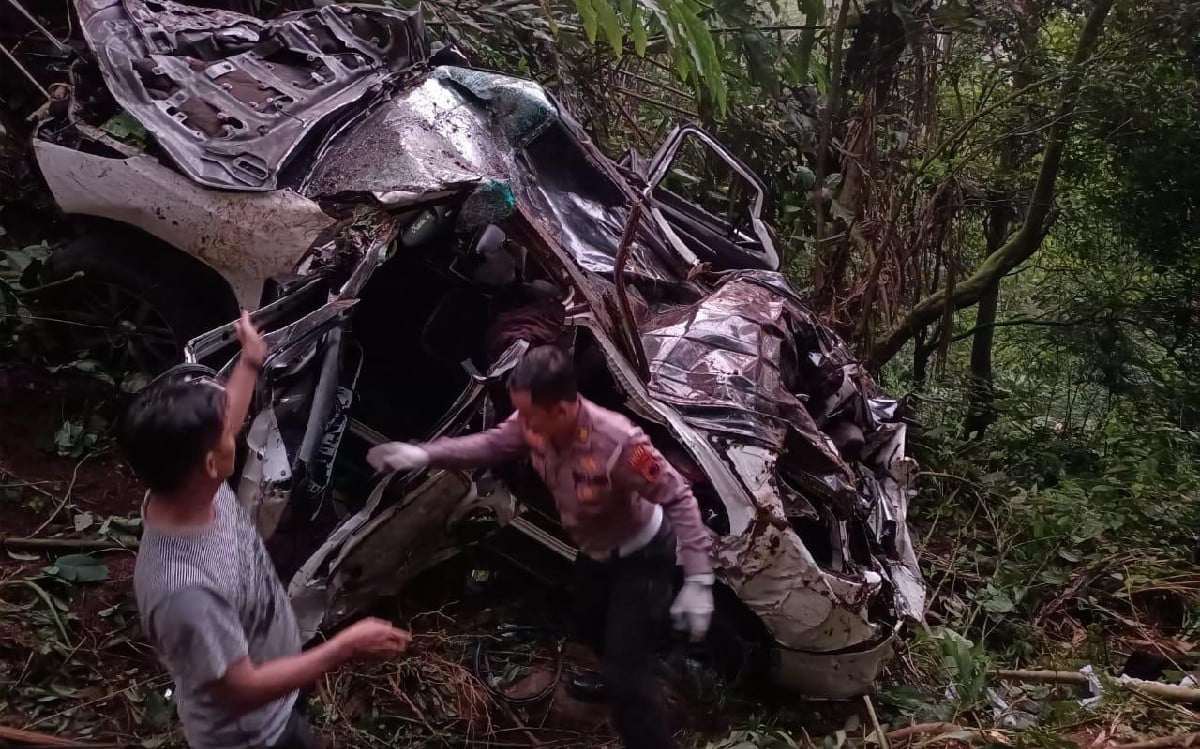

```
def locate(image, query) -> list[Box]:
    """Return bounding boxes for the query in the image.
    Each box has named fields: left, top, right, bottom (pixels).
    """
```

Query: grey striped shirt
left=134, top=484, right=301, bottom=748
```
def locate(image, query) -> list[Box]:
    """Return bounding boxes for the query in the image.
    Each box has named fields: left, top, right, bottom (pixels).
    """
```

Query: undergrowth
left=853, top=370, right=1200, bottom=747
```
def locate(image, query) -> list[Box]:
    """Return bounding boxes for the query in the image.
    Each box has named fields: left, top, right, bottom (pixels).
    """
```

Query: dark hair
left=118, top=376, right=226, bottom=494
left=507, top=345, right=578, bottom=406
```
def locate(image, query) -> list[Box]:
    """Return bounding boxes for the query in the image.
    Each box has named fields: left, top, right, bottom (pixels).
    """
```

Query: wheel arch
left=57, top=215, right=241, bottom=319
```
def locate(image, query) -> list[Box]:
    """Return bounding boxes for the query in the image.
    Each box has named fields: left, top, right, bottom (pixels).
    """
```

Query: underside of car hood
left=74, top=0, right=427, bottom=190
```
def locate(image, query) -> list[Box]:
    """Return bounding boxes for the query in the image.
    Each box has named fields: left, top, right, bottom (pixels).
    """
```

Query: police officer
left=368, top=344, right=714, bottom=749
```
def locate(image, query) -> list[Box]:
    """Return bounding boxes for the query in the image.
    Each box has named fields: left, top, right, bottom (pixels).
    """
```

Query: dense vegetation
left=1, top=0, right=1198, bottom=746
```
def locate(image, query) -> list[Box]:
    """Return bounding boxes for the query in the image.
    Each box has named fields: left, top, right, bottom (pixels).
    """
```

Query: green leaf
left=22, top=580, right=71, bottom=643
left=631, top=5, right=648, bottom=56
left=121, top=371, right=152, bottom=394
left=574, top=0, right=599, bottom=43
left=48, top=553, right=109, bottom=583
left=639, top=0, right=680, bottom=49
left=592, top=0, right=625, bottom=55
left=54, top=420, right=84, bottom=457
left=979, top=587, right=1014, bottom=613
left=0, top=249, right=34, bottom=275
left=1058, top=548, right=1082, bottom=563
left=675, top=1, right=726, bottom=110
left=100, top=112, right=147, bottom=147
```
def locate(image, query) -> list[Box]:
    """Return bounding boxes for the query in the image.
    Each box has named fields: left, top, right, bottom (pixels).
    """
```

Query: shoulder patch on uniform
left=629, top=444, right=662, bottom=483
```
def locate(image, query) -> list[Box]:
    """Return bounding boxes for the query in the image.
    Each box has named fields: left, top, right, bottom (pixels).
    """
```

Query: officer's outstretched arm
left=421, top=413, right=530, bottom=471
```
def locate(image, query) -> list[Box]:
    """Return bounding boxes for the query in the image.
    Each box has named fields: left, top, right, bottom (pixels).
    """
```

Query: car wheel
left=704, top=585, right=774, bottom=690
left=31, top=234, right=237, bottom=375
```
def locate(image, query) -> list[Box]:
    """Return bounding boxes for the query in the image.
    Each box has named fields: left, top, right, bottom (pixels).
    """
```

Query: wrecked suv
left=24, top=0, right=924, bottom=697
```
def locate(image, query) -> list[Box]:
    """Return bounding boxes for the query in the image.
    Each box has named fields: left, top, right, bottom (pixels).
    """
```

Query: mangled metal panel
left=642, top=273, right=821, bottom=447
left=639, top=270, right=926, bottom=628
left=517, top=111, right=683, bottom=284
left=434, top=67, right=557, bottom=149
left=640, top=271, right=855, bottom=496
left=74, top=0, right=427, bottom=190
left=33, top=139, right=335, bottom=308
left=301, top=70, right=515, bottom=210
left=300, top=63, right=679, bottom=285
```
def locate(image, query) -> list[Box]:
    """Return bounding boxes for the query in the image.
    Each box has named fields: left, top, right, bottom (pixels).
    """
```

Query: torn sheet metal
left=237, top=407, right=292, bottom=539
left=297, top=61, right=685, bottom=285
left=291, top=462, right=518, bottom=638
left=33, top=140, right=334, bottom=309
left=323, top=472, right=476, bottom=626
left=577, top=313, right=758, bottom=537
left=517, top=118, right=681, bottom=284
left=635, top=269, right=923, bottom=671
left=302, top=71, right=511, bottom=201
left=289, top=472, right=396, bottom=641
left=74, top=0, right=427, bottom=190
left=641, top=272, right=817, bottom=448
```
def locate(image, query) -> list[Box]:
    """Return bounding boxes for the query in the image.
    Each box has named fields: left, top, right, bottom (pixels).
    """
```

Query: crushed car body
left=28, top=0, right=925, bottom=698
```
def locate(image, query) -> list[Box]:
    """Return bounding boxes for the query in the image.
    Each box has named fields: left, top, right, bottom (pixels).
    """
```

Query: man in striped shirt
left=123, top=313, right=410, bottom=749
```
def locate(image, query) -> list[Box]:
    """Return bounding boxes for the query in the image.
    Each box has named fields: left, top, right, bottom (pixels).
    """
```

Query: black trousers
left=574, top=523, right=677, bottom=749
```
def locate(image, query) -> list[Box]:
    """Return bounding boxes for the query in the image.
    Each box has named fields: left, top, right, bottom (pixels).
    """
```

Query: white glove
left=366, top=442, right=430, bottom=474
left=670, top=574, right=714, bottom=643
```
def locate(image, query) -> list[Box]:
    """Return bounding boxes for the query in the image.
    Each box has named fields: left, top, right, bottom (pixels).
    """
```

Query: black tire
left=32, top=232, right=239, bottom=375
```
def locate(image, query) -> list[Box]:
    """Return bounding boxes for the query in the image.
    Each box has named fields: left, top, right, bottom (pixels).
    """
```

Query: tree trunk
left=913, top=327, right=931, bottom=386
left=963, top=279, right=999, bottom=438
left=867, top=0, right=1115, bottom=369
left=962, top=201, right=1012, bottom=439
left=810, top=0, right=853, bottom=301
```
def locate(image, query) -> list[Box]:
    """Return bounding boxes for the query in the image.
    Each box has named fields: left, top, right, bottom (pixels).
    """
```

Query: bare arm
left=213, top=640, right=346, bottom=713
left=154, top=587, right=409, bottom=718
left=211, top=617, right=409, bottom=715
left=224, top=311, right=267, bottom=435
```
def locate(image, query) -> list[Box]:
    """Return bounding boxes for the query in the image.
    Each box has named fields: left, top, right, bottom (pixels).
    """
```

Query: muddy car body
left=23, top=0, right=924, bottom=697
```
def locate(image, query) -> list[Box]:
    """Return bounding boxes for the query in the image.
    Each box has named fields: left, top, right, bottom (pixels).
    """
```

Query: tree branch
left=868, top=0, right=1116, bottom=369
left=949, top=314, right=1099, bottom=344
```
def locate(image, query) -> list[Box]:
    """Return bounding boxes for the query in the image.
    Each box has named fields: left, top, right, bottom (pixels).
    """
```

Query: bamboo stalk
left=2, top=536, right=137, bottom=552
left=991, top=669, right=1200, bottom=705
